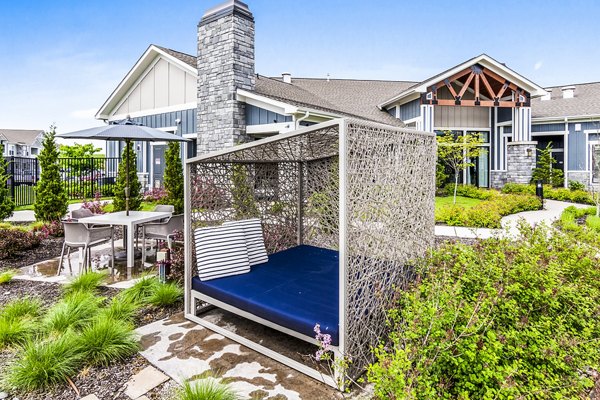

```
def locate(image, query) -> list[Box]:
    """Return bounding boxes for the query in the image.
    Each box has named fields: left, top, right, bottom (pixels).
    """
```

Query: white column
left=512, top=106, right=532, bottom=142
left=420, top=104, right=434, bottom=133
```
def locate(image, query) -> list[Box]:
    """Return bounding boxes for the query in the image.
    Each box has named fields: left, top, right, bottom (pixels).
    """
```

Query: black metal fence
left=4, top=156, right=120, bottom=207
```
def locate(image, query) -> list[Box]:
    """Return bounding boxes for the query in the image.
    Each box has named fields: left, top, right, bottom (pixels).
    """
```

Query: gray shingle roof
left=531, top=82, right=600, bottom=119
left=254, top=75, right=416, bottom=126
left=0, top=129, right=43, bottom=146
left=157, top=45, right=600, bottom=123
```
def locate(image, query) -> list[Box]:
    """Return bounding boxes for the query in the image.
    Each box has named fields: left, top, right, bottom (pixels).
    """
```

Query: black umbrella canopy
left=57, top=119, right=189, bottom=215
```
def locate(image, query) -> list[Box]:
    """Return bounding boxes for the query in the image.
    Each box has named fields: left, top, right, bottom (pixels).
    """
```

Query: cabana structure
left=184, top=118, right=436, bottom=387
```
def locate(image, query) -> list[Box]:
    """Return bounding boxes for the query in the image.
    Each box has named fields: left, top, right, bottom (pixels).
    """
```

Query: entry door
left=152, top=145, right=166, bottom=188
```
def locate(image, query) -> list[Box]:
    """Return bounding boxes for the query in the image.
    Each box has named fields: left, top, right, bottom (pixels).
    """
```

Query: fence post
left=9, top=157, right=14, bottom=202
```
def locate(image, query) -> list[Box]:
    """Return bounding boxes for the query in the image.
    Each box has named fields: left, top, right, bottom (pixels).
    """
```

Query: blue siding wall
left=568, top=121, right=599, bottom=170
left=399, top=99, right=420, bottom=121
left=246, top=104, right=292, bottom=125
left=532, top=123, right=564, bottom=133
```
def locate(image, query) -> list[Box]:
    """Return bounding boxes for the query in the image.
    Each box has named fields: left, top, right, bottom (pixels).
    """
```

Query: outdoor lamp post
left=535, top=179, right=544, bottom=210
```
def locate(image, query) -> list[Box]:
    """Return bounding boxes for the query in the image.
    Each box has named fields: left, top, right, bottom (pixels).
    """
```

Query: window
left=436, top=129, right=491, bottom=188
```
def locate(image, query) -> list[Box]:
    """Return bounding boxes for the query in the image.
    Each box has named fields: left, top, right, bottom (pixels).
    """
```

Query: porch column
left=512, top=106, right=532, bottom=142
left=419, top=104, right=434, bottom=133
left=506, top=106, right=536, bottom=185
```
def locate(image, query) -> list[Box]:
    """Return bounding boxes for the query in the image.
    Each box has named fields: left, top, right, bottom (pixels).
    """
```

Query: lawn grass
left=435, top=196, right=482, bottom=211
left=100, top=201, right=157, bottom=213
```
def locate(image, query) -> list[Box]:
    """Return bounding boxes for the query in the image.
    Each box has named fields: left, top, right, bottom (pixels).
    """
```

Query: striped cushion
left=224, top=218, right=269, bottom=266
left=194, top=225, right=250, bottom=281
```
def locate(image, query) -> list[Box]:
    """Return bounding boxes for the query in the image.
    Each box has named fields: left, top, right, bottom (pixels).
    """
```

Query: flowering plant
left=82, top=191, right=108, bottom=214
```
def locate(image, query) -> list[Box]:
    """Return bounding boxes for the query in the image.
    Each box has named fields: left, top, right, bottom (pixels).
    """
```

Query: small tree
left=34, top=126, right=68, bottom=222
left=532, top=142, right=564, bottom=187
left=112, top=141, right=142, bottom=212
left=0, top=145, right=15, bottom=220
left=437, top=131, right=485, bottom=204
left=59, top=143, right=104, bottom=177
left=163, top=142, right=184, bottom=214
left=231, top=164, right=259, bottom=219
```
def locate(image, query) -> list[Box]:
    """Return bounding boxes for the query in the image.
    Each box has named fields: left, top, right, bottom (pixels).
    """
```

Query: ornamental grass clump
left=117, top=274, right=159, bottom=304
left=174, top=378, right=239, bottom=400
left=62, top=270, right=107, bottom=295
left=148, top=281, right=183, bottom=307
left=368, top=223, right=600, bottom=399
left=43, top=291, right=102, bottom=334
left=0, top=270, right=15, bottom=284
left=0, top=298, right=42, bottom=348
left=4, top=332, right=83, bottom=391
left=98, top=296, right=139, bottom=323
left=77, top=315, right=139, bottom=366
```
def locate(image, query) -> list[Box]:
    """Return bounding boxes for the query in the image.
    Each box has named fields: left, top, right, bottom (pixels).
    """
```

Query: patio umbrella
left=57, top=118, right=189, bottom=215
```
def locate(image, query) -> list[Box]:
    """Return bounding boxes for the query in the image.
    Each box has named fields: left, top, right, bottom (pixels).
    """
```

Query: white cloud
left=534, top=61, right=543, bottom=70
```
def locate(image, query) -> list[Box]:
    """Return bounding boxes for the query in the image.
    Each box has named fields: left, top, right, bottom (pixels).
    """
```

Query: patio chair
left=141, top=214, right=183, bottom=262
left=57, top=221, right=115, bottom=276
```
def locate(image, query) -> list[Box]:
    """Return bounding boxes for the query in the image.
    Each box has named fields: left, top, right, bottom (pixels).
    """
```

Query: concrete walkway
left=435, top=199, right=591, bottom=239
left=5, top=201, right=112, bottom=223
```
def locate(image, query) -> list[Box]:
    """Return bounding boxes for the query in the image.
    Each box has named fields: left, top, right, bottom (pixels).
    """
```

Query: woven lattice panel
left=342, top=119, right=436, bottom=378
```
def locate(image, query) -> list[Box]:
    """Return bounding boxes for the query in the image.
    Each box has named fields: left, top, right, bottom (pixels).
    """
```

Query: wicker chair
left=57, top=221, right=115, bottom=276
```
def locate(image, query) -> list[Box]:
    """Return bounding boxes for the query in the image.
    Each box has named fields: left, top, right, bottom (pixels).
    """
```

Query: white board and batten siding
left=113, top=57, right=197, bottom=117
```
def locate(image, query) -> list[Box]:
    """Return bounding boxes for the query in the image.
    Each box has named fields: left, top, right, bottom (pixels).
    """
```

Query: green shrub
left=1, top=297, right=42, bottom=322
left=63, top=270, right=107, bottom=295
left=0, top=270, right=15, bottom=284
left=113, top=140, right=142, bottom=212
left=174, top=379, right=239, bottom=400
left=4, top=333, right=83, bottom=391
left=501, top=183, right=536, bottom=195
left=148, top=282, right=183, bottom=307
left=0, top=228, right=41, bottom=259
left=77, top=316, right=139, bottom=366
left=0, top=144, right=15, bottom=220
left=569, top=180, right=586, bottom=191
left=43, top=291, right=102, bottom=334
left=98, top=296, right=139, bottom=323
left=445, top=184, right=496, bottom=200
left=587, top=215, right=600, bottom=232
left=164, top=141, right=184, bottom=214
left=368, top=225, right=600, bottom=399
left=436, top=194, right=540, bottom=228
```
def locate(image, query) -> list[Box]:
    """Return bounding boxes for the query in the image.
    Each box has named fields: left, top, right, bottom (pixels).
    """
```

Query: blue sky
left=1, top=0, right=599, bottom=136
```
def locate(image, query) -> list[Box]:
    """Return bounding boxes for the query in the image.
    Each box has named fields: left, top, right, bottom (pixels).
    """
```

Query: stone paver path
left=123, top=366, right=169, bottom=399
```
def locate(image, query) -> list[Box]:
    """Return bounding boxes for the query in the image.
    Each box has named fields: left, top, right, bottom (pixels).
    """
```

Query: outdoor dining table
left=78, top=211, right=172, bottom=277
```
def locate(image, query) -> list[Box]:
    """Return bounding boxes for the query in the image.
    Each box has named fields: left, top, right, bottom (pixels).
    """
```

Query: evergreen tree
left=532, top=143, right=564, bottom=187
left=231, top=164, right=259, bottom=219
left=163, top=142, right=184, bottom=214
left=0, top=145, right=15, bottom=220
left=113, top=141, right=142, bottom=212
left=34, top=126, right=68, bottom=222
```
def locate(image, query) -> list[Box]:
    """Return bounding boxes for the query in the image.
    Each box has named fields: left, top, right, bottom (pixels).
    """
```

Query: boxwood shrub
left=368, top=224, right=600, bottom=399
left=502, top=183, right=594, bottom=205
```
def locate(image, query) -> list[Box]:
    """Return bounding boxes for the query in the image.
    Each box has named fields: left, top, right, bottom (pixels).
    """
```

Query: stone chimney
left=197, top=0, right=255, bottom=154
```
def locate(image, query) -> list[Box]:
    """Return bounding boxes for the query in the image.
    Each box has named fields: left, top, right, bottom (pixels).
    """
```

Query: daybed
left=184, top=118, right=436, bottom=388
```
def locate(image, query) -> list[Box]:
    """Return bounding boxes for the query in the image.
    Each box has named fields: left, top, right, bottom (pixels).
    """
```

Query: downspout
left=295, top=111, right=310, bottom=130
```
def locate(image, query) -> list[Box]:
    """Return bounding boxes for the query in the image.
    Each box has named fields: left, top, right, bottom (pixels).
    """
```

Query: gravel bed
left=0, top=237, right=63, bottom=272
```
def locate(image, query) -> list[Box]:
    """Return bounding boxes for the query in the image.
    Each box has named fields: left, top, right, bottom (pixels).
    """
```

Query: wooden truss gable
left=421, top=64, right=531, bottom=108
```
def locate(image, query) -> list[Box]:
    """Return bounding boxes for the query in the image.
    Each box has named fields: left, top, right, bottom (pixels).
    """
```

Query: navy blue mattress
left=192, top=245, right=339, bottom=345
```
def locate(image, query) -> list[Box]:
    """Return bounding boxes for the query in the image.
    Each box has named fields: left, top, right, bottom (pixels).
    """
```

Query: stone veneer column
left=196, top=0, right=255, bottom=154
left=506, top=142, right=537, bottom=184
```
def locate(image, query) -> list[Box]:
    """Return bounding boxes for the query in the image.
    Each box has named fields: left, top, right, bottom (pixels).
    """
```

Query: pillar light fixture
left=527, top=148, right=533, bottom=157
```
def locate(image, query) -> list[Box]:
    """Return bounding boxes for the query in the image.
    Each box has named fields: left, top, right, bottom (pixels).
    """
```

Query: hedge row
left=502, top=183, right=594, bottom=205
left=436, top=189, right=541, bottom=228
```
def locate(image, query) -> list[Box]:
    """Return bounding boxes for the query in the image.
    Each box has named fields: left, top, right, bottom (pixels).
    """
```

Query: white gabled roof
left=378, top=54, right=548, bottom=109
left=95, top=44, right=198, bottom=120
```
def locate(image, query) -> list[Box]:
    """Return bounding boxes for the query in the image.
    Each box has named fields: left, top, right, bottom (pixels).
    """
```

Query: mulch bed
left=0, top=279, right=182, bottom=400
left=0, top=237, right=64, bottom=273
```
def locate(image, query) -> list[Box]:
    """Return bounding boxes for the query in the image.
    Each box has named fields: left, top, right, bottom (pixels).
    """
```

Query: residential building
left=98, top=0, right=600, bottom=189
left=0, top=129, right=43, bottom=158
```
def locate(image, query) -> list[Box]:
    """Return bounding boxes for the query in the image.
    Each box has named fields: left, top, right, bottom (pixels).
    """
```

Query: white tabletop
left=79, top=211, right=172, bottom=226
